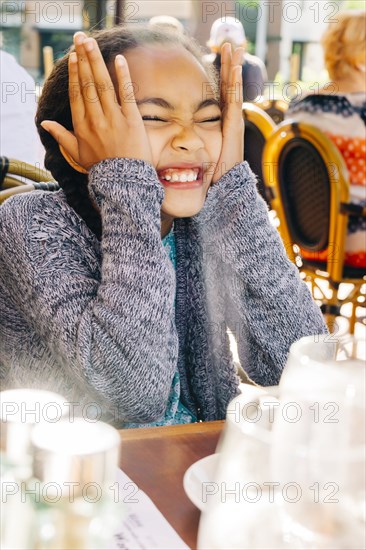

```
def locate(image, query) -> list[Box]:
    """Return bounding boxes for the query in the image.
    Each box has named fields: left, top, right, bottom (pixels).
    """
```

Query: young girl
left=0, top=26, right=326, bottom=427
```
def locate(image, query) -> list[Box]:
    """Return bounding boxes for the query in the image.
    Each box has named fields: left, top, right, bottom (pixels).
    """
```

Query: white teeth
left=160, top=169, right=199, bottom=183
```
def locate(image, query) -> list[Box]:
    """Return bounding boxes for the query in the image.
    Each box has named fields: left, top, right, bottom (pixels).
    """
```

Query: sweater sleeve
left=194, top=162, right=327, bottom=385
left=0, top=158, right=178, bottom=422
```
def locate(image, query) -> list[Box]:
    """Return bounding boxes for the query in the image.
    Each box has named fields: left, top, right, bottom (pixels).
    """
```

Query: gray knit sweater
left=0, top=159, right=326, bottom=424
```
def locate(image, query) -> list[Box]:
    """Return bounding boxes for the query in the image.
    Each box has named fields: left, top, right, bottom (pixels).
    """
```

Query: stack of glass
left=197, top=335, right=366, bottom=550
left=0, top=390, right=121, bottom=550
left=1, top=389, right=68, bottom=549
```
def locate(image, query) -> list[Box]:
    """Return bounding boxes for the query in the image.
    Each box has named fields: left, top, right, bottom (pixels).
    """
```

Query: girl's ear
left=59, top=144, right=89, bottom=174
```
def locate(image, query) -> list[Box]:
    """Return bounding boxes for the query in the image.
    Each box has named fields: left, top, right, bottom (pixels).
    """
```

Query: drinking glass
left=197, top=334, right=365, bottom=550
left=0, top=389, right=68, bottom=550
left=272, top=334, right=365, bottom=549
left=30, top=418, right=121, bottom=550
left=197, top=386, right=285, bottom=550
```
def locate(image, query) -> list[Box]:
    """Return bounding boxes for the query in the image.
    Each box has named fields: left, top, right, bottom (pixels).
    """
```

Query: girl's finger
left=114, top=55, right=143, bottom=123
left=40, top=121, right=79, bottom=161
left=82, top=37, right=119, bottom=116
left=225, top=65, right=243, bottom=106
left=220, top=43, right=232, bottom=104
left=221, top=46, right=244, bottom=109
left=74, top=32, right=103, bottom=119
left=226, top=48, right=244, bottom=105
left=68, top=52, right=85, bottom=126
left=232, top=47, right=245, bottom=69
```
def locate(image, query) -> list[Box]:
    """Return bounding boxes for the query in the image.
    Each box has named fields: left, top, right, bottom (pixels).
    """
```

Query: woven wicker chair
left=0, top=181, right=60, bottom=205
left=0, top=157, right=53, bottom=188
left=242, top=103, right=276, bottom=206
left=0, top=157, right=58, bottom=204
left=263, top=121, right=366, bottom=333
left=256, top=98, right=288, bottom=125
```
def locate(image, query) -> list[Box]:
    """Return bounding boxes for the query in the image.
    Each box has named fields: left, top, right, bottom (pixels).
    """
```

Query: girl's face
left=114, top=45, right=222, bottom=220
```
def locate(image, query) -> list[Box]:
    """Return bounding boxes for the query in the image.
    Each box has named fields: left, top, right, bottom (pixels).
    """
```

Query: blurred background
left=0, top=0, right=363, bottom=92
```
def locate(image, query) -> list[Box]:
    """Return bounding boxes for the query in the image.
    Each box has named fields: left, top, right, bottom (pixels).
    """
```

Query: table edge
left=119, top=420, right=225, bottom=440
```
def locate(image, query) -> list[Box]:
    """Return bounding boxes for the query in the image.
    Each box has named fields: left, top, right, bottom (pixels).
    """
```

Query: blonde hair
left=321, top=10, right=366, bottom=81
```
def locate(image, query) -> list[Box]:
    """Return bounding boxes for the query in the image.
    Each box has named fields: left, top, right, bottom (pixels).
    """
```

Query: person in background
left=205, top=16, right=267, bottom=102
left=148, top=15, right=185, bottom=35
left=287, top=10, right=366, bottom=269
left=0, top=49, right=45, bottom=167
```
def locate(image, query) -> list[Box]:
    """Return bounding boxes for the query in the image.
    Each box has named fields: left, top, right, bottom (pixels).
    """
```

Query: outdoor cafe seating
left=262, top=121, right=366, bottom=334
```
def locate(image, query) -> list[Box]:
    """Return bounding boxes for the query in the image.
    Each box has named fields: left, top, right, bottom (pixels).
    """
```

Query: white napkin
left=110, top=469, right=190, bottom=550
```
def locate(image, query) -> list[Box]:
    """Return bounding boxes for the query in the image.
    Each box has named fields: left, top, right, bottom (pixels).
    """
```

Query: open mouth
left=157, top=166, right=203, bottom=189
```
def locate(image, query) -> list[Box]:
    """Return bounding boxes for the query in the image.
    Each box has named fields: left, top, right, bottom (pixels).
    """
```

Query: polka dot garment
left=334, top=135, right=366, bottom=186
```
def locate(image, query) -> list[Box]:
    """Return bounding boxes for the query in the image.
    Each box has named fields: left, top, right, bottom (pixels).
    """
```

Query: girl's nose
left=171, top=125, right=204, bottom=152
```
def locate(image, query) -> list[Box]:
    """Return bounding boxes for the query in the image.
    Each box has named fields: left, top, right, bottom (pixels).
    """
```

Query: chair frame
left=242, top=102, right=276, bottom=138
left=0, top=181, right=60, bottom=205
left=242, top=102, right=276, bottom=204
left=0, top=157, right=58, bottom=204
left=255, top=98, right=289, bottom=125
left=262, top=120, right=365, bottom=333
left=0, top=157, right=52, bottom=189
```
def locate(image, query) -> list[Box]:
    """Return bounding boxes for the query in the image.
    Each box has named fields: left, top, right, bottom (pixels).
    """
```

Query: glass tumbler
left=0, top=389, right=67, bottom=550
left=29, top=417, right=122, bottom=550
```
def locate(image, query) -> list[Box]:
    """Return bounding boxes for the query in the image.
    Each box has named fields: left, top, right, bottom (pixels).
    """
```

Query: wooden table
left=119, top=421, right=224, bottom=549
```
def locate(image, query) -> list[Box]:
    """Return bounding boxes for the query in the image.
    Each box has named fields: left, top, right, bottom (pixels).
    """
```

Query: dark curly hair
left=36, top=25, right=218, bottom=238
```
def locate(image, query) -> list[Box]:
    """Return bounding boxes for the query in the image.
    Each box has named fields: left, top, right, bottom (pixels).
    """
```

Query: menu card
left=110, top=469, right=190, bottom=550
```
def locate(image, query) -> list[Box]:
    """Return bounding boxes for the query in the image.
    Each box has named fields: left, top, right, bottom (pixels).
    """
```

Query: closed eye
left=142, top=115, right=221, bottom=125
left=197, top=116, right=221, bottom=123
left=142, top=116, right=167, bottom=122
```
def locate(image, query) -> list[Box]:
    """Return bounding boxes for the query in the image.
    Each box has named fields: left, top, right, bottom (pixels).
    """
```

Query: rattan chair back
left=242, top=103, right=276, bottom=205
left=263, top=121, right=365, bottom=332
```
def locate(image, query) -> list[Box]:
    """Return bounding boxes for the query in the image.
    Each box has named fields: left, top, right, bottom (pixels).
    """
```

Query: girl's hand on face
left=41, top=32, right=152, bottom=172
left=212, top=43, right=244, bottom=184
